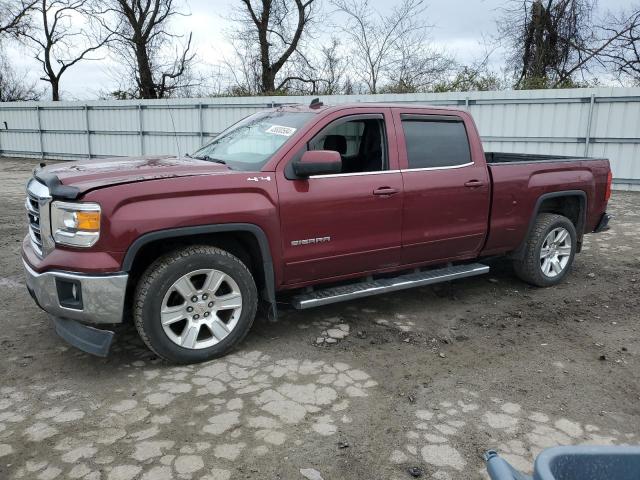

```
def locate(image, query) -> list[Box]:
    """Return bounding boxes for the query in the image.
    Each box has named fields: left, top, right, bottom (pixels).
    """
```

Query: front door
left=393, top=108, right=491, bottom=265
left=277, top=109, right=403, bottom=285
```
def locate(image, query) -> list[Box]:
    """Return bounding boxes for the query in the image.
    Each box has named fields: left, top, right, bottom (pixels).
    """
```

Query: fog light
left=56, top=278, right=83, bottom=310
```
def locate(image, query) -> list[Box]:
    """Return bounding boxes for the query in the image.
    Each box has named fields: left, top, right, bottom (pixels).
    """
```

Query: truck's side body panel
left=23, top=173, right=285, bottom=282
left=481, top=159, right=610, bottom=256
left=275, top=107, right=404, bottom=284
left=391, top=107, right=491, bottom=264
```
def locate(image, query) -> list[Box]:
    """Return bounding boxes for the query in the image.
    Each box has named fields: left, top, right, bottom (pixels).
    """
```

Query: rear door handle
left=373, top=187, right=399, bottom=196
left=464, top=180, right=484, bottom=188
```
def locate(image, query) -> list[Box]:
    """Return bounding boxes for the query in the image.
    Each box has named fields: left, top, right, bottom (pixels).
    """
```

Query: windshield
left=191, top=111, right=315, bottom=171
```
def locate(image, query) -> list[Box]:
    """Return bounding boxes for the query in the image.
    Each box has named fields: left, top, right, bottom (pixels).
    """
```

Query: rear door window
left=401, top=117, right=472, bottom=169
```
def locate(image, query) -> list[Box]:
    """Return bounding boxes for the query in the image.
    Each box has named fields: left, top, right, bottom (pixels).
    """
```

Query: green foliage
left=515, top=75, right=601, bottom=90
left=103, top=90, right=136, bottom=100
left=431, top=66, right=503, bottom=92
left=379, top=81, right=420, bottom=94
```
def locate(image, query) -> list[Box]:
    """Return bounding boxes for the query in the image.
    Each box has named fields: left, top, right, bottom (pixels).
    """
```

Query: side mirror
left=293, top=150, right=342, bottom=178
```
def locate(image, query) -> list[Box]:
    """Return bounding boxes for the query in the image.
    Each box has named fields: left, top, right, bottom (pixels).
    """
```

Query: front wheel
left=134, top=245, right=258, bottom=364
left=512, top=213, right=577, bottom=287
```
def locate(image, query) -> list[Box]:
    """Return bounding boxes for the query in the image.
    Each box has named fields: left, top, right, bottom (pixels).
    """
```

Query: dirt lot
left=0, top=156, right=638, bottom=480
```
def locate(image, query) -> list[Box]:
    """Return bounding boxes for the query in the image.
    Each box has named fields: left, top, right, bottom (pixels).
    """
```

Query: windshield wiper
left=194, top=155, right=227, bottom=165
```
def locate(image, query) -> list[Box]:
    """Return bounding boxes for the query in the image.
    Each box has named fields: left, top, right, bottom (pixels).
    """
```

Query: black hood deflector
left=34, top=169, right=81, bottom=200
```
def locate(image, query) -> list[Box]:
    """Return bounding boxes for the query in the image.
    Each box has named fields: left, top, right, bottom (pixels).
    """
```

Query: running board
left=292, top=263, right=489, bottom=309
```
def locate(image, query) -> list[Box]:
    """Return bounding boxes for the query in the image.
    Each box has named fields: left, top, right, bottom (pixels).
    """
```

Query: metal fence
left=0, top=87, right=639, bottom=190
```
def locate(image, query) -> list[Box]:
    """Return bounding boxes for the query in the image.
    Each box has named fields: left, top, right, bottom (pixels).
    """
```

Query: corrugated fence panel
left=89, top=106, right=139, bottom=133
left=1, top=131, right=40, bottom=153
left=143, top=105, right=198, bottom=133
left=43, top=132, right=87, bottom=156
left=1, top=106, right=38, bottom=128
left=91, top=133, right=140, bottom=157
left=1, top=88, right=639, bottom=190
left=592, top=99, right=640, bottom=139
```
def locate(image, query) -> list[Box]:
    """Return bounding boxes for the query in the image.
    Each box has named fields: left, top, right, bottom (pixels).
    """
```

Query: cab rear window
left=401, top=117, right=471, bottom=169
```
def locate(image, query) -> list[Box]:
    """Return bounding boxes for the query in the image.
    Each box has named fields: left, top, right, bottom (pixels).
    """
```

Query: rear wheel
left=513, top=213, right=577, bottom=287
left=134, top=245, right=258, bottom=364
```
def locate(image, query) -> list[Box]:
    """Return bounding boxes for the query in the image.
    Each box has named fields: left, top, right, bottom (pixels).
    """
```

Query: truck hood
left=36, top=155, right=233, bottom=197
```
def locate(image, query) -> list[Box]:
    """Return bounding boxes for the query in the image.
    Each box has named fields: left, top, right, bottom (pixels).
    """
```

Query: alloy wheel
left=160, top=268, right=243, bottom=349
left=540, top=227, right=572, bottom=278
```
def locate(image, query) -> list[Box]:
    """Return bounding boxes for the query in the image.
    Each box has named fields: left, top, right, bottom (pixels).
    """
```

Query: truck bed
left=485, top=152, right=598, bottom=164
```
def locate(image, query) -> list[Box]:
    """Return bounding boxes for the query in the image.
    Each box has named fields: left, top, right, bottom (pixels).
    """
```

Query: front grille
left=25, top=179, right=51, bottom=257
left=25, top=194, right=43, bottom=255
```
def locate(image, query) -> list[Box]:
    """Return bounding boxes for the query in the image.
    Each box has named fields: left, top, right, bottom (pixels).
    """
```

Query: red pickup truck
left=22, top=101, right=613, bottom=363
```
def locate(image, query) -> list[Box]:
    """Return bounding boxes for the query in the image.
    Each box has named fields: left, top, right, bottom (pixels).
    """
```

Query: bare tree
left=0, top=1, right=39, bottom=102
left=230, top=0, right=319, bottom=94
left=102, top=0, right=196, bottom=99
left=383, top=26, right=453, bottom=93
left=499, top=0, right=589, bottom=88
left=599, top=6, right=640, bottom=85
left=0, top=0, right=36, bottom=38
left=270, top=37, right=350, bottom=95
left=0, top=48, right=42, bottom=101
left=316, top=38, right=349, bottom=94
left=332, top=0, right=448, bottom=94
left=430, top=41, right=505, bottom=92
left=432, top=60, right=505, bottom=92
left=498, top=0, right=636, bottom=89
left=17, top=0, right=112, bottom=100
left=273, top=59, right=324, bottom=94
left=223, top=28, right=263, bottom=95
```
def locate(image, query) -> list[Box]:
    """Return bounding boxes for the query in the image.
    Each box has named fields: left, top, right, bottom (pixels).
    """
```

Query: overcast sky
left=5, top=0, right=631, bottom=100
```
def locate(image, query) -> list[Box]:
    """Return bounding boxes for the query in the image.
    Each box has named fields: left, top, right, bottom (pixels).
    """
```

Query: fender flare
left=513, top=190, right=587, bottom=259
left=121, top=223, right=277, bottom=318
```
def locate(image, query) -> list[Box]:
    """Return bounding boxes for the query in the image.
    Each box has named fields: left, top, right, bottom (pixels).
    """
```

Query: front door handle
left=373, top=186, right=399, bottom=196
left=464, top=180, right=484, bottom=188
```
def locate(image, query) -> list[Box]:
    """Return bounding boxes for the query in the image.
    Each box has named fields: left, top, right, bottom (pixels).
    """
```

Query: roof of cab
left=277, top=102, right=466, bottom=114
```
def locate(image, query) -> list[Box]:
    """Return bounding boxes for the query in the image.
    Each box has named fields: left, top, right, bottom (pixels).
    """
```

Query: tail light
left=605, top=170, right=612, bottom=202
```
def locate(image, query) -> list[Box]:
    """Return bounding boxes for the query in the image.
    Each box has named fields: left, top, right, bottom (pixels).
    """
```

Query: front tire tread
left=133, top=245, right=257, bottom=364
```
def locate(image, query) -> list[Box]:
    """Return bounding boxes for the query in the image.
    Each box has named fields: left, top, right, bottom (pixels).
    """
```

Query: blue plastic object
left=485, top=450, right=532, bottom=480
left=485, top=446, right=640, bottom=480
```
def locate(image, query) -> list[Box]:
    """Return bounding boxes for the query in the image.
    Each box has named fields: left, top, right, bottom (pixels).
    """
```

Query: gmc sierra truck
left=22, top=101, right=613, bottom=363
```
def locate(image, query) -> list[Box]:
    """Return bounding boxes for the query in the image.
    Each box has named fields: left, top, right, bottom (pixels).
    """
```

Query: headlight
left=51, top=201, right=101, bottom=247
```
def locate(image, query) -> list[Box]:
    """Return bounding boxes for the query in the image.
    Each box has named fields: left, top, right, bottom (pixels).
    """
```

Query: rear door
left=393, top=109, right=491, bottom=264
left=276, top=108, right=403, bottom=285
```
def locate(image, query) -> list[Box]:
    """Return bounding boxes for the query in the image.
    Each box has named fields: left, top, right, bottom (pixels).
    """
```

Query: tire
left=512, top=213, right=577, bottom=287
left=134, top=245, right=258, bottom=364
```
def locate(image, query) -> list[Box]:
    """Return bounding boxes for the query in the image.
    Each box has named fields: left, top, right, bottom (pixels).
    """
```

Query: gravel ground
left=0, top=156, right=639, bottom=480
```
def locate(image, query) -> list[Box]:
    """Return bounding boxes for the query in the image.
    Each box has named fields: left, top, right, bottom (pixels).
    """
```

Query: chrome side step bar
left=292, top=263, right=489, bottom=309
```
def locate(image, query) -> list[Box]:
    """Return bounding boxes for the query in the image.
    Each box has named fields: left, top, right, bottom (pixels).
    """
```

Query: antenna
left=164, top=98, right=181, bottom=158
left=309, top=98, right=323, bottom=109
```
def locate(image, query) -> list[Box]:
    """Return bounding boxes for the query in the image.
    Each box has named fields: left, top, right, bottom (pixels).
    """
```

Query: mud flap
left=52, top=316, right=114, bottom=357
left=594, top=213, right=613, bottom=232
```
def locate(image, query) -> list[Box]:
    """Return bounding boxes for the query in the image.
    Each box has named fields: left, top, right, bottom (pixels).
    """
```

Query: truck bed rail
left=485, top=152, right=602, bottom=164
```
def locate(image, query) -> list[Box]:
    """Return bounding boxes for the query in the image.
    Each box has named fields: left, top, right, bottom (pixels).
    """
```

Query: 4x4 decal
left=247, top=176, right=272, bottom=182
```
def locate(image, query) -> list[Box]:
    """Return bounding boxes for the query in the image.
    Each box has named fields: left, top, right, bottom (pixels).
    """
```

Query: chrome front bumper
left=23, top=260, right=128, bottom=325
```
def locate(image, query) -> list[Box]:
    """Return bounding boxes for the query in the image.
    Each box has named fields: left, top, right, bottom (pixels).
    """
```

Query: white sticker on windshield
left=266, top=125, right=297, bottom=136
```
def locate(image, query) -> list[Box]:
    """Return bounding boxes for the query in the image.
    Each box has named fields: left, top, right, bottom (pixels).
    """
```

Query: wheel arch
left=512, top=190, right=587, bottom=259
left=122, top=224, right=277, bottom=318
